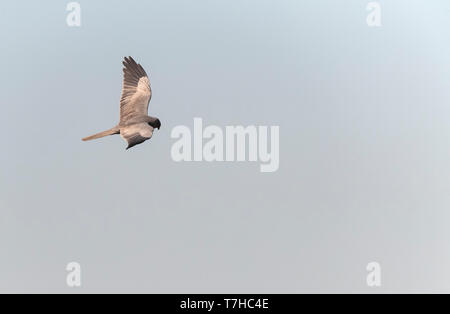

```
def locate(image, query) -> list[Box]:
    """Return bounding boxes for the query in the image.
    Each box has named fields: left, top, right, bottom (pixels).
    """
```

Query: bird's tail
left=82, top=127, right=119, bottom=141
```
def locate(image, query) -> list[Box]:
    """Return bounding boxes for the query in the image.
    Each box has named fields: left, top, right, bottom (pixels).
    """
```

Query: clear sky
left=1, top=0, right=450, bottom=293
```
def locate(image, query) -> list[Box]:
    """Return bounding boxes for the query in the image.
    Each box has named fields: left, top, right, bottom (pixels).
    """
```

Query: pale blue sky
left=0, top=0, right=450, bottom=293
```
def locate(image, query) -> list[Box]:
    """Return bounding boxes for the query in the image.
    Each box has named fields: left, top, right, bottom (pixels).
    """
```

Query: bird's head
left=149, top=118, right=161, bottom=130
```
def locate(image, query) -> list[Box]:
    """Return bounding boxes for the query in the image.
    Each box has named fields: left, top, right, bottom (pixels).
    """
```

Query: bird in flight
left=82, top=56, right=161, bottom=149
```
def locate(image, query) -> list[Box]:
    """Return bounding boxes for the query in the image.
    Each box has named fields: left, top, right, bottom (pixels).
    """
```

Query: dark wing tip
left=122, top=56, right=147, bottom=78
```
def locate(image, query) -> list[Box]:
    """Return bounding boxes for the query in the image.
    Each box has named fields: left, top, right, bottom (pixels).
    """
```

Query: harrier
left=82, top=56, right=161, bottom=149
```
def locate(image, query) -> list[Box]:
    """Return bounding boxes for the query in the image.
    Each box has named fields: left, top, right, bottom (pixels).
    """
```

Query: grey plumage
left=82, top=56, right=161, bottom=149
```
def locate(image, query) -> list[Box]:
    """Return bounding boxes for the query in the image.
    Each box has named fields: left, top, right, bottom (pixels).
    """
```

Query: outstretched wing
left=120, top=123, right=154, bottom=150
left=120, top=56, right=152, bottom=124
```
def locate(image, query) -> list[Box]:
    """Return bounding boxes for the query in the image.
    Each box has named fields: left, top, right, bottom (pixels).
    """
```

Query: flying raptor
left=82, top=56, right=161, bottom=149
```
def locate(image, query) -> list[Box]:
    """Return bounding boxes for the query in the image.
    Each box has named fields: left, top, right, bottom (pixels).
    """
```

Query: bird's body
left=82, top=56, right=161, bottom=149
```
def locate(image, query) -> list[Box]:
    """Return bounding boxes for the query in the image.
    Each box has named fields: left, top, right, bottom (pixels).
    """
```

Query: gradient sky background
left=1, top=0, right=450, bottom=293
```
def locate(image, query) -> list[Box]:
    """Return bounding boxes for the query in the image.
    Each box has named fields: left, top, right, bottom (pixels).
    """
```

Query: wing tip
left=123, top=56, right=140, bottom=71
